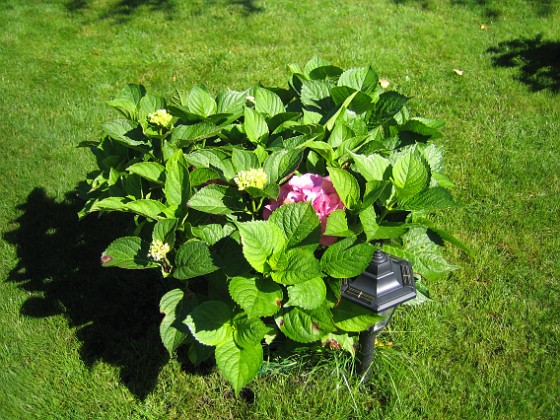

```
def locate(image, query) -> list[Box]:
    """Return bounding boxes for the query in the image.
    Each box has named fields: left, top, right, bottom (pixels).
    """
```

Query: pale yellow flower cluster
left=148, top=109, right=173, bottom=127
left=149, top=240, right=171, bottom=261
left=234, top=168, right=268, bottom=191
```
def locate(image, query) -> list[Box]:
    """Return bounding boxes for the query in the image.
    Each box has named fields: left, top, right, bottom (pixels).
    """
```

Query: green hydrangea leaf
left=232, top=149, right=260, bottom=173
left=139, top=93, right=165, bottom=116
left=171, top=122, right=222, bottom=147
left=216, top=90, right=247, bottom=115
left=268, top=202, right=321, bottom=249
left=392, top=149, right=430, bottom=199
left=106, top=83, right=145, bottom=120
left=255, top=86, right=285, bottom=117
left=159, top=289, right=197, bottom=355
left=324, top=209, right=354, bottom=237
left=237, top=221, right=286, bottom=273
left=398, top=187, right=457, bottom=211
left=173, top=239, right=219, bottom=280
left=165, top=150, right=191, bottom=212
left=102, top=119, right=148, bottom=151
left=350, top=152, right=390, bottom=182
left=152, top=219, right=177, bottom=248
left=244, top=107, right=269, bottom=144
left=187, top=341, right=213, bottom=366
left=400, top=117, right=445, bottom=137
left=228, top=275, right=283, bottom=318
left=124, top=199, right=169, bottom=220
left=233, top=313, right=269, bottom=348
left=383, top=228, right=458, bottom=281
left=369, top=91, right=409, bottom=127
left=275, top=306, right=335, bottom=343
left=327, top=167, right=360, bottom=210
left=188, top=84, right=217, bottom=117
left=185, top=300, right=232, bottom=346
left=270, top=247, right=322, bottom=285
left=303, top=55, right=332, bottom=76
left=215, top=335, right=263, bottom=397
left=286, top=277, right=327, bottom=310
left=263, top=148, right=303, bottom=184
left=101, top=236, right=158, bottom=269
left=320, top=236, right=374, bottom=278
left=332, top=299, right=382, bottom=332
left=191, top=223, right=235, bottom=246
left=127, top=161, right=165, bottom=184
left=337, top=66, right=379, bottom=94
left=187, top=184, right=246, bottom=215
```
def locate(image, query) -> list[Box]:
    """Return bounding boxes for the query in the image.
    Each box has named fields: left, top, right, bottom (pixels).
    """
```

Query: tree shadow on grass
left=487, top=35, right=560, bottom=94
left=3, top=187, right=176, bottom=400
left=65, top=0, right=263, bottom=20
left=390, top=0, right=557, bottom=18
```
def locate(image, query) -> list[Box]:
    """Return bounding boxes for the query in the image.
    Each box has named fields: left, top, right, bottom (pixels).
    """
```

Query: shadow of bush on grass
left=487, top=35, right=560, bottom=94
left=3, top=187, right=179, bottom=400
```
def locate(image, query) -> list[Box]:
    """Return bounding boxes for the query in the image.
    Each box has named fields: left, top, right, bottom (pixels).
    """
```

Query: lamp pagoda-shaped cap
left=341, top=249, right=416, bottom=312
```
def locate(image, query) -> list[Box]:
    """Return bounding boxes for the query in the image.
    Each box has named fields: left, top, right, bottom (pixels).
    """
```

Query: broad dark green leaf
left=351, top=152, right=389, bottom=182
left=398, top=187, right=457, bottom=211
left=303, top=55, right=332, bottom=76
left=244, top=107, right=269, bottom=144
left=127, top=162, right=165, bottom=184
left=124, top=199, right=168, bottom=220
left=164, top=150, right=190, bottom=212
left=275, top=306, right=335, bottom=343
left=215, top=335, right=262, bottom=397
left=369, top=91, right=409, bottom=127
left=300, top=79, right=333, bottom=110
left=270, top=247, right=322, bottom=285
left=232, top=149, right=260, bottom=173
left=174, top=239, right=219, bottom=280
left=337, top=66, right=379, bottom=93
left=216, top=89, right=247, bottom=115
left=106, top=84, right=145, bottom=119
left=159, top=289, right=196, bottom=355
left=255, top=86, right=285, bottom=117
left=101, top=236, right=158, bottom=269
left=392, top=149, right=430, bottom=199
left=332, top=299, right=382, bottom=332
left=233, top=313, right=269, bottom=348
left=187, top=184, right=246, bottom=215
left=188, top=85, right=217, bottom=117
left=327, top=167, right=360, bottom=210
left=171, top=122, right=222, bottom=146
left=139, top=93, right=165, bottom=115
left=286, top=277, right=327, bottom=310
left=324, top=209, right=354, bottom=237
left=228, top=275, right=283, bottom=318
left=263, top=148, right=303, bottom=184
left=237, top=221, right=285, bottom=273
left=191, top=223, right=235, bottom=246
left=383, top=228, right=458, bottom=281
left=185, top=300, right=232, bottom=346
left=400, top=117, right=445, bottom=136
left=320, top=236, right=374, bottom=278
left=153, top=219, right=177, bottom=248
left=103, top=119, right=148, bottom=150
left=268, top=202, right=321, bottom=249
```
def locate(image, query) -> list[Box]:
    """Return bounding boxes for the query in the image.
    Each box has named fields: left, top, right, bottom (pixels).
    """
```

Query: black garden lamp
left=341, top=248, right=417, bottom=381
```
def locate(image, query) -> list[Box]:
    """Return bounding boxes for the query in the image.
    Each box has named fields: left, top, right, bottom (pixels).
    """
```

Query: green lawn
left=1, top=0, right=559, bottom=418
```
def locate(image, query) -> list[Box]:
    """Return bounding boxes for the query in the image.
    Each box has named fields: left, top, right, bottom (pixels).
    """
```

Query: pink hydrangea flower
left=263, top=173, right=345, bottom=246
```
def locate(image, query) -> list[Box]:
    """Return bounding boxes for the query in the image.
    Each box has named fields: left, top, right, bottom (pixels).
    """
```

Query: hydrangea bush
left=79, top=57, right=466, bottom=394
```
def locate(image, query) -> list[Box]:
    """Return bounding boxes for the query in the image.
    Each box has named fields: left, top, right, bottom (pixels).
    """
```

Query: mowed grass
left=1, top=0, right=559, bottom=418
